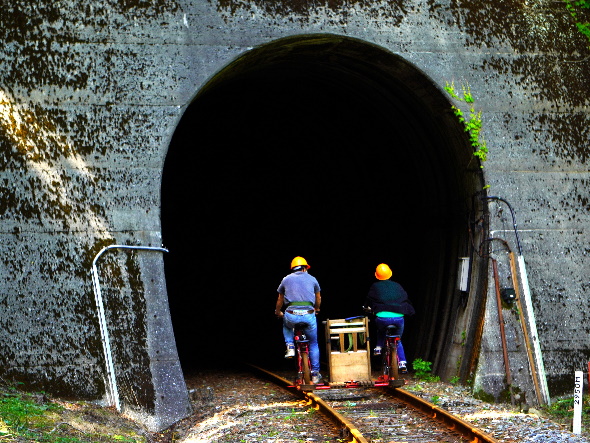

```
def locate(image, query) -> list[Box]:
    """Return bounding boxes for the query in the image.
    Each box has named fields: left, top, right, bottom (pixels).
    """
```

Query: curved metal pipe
left=91, top=244, right=169, bottom=411
left=481, top=196, right=522, bottom=255
left=478, top=237, right=511, bottom=257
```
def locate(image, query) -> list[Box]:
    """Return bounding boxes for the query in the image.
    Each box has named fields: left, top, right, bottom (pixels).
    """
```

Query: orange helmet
left=375, top=263, right=392, bottom=280
left=291, top=256, right=310, bottom=269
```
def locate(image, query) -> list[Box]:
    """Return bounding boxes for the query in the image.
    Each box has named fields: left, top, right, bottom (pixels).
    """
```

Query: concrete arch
left=162, top=34, right=488, bottom=379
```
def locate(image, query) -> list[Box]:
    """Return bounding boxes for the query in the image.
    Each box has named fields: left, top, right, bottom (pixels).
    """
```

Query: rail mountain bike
left=293, top=322, right=313, bottom=388
left=380, top=325, right=401, bottom=383
left=363, top=307, right=405, bottom=387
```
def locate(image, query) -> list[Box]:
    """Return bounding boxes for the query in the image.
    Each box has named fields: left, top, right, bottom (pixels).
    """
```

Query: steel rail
left=388, top=387, right=500, bottom=443
left=246, top=364, right=369, bottom=443
left=248, top=364, right=500, bottom=443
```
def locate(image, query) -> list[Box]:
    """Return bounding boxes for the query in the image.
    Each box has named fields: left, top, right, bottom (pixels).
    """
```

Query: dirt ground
left=3, top=369, right=590, bottom=443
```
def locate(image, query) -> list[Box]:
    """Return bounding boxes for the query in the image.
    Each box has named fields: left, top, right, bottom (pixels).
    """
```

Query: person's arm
left=314, top=291, right=321, bottom=314
left=364, top=284, right=375, bottom=312
left=275, top=293, right=285, bottom=318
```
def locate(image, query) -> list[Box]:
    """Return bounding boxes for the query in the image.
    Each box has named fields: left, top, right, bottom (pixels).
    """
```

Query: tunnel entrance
left=161, top=35, right=487, bottom=379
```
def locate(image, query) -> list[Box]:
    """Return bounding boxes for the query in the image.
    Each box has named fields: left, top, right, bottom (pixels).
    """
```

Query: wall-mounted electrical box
left=501, top=288, right=516, bottom=304
left=458, top=257, right=470, bottom=292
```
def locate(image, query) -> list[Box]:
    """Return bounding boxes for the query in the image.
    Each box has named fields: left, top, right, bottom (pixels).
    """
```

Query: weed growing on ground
left=543, top=395, right=590, bottom=431
left=547, top=396, right=590, bottom=418
left=0, top=383, right=145, bottom=442
left=412, top=358, right=440, bottom=383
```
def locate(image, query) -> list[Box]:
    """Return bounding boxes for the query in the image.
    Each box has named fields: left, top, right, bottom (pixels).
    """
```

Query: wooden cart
left=324, top=317, right=372, bottom=385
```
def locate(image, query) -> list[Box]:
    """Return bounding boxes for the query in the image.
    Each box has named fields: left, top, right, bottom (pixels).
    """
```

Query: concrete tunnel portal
left=161, top=35, right=487, bottom=378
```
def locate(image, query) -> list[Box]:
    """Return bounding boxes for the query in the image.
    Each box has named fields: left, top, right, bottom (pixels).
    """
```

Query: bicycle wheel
left=381, top=346, right=392, bottom=380
left=388, top=342, right=399, bottom=380
left=301, top=352, right=312, bottom=384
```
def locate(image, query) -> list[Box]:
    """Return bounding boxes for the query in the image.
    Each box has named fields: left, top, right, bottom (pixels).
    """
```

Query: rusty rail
left=247, top=364, right=500, bottom=443
left=388, top=387, right=500, bottom=443
left=247, top=364, right=369, bottom=443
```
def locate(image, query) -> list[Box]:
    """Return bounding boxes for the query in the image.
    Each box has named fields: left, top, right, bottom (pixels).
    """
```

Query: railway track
left=248, top=364, right=500, bottom=443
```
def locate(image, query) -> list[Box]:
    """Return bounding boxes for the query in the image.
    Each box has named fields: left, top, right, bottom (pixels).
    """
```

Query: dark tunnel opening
left=161, top=35, right=485, bottom=377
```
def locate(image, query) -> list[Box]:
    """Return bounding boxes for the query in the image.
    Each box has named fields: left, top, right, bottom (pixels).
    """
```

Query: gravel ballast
left=161, top=369, right=590, bottom=443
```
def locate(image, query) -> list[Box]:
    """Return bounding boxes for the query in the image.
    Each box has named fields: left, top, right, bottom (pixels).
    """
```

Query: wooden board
left=324, top=317, right=372, bottom=383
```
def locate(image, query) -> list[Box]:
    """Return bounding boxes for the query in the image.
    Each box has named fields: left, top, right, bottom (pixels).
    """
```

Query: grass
left=546, top=395, right=590, bottom=418
left=0, top=388, right=66, bottom=442
left=0, top=384, right=147, bottom=442
left=412, top=358, right=440, bottom=383
left=542, top=395, right=590, bottom=436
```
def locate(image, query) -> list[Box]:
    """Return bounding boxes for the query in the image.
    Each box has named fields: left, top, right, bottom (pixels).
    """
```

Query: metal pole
left=517, top=254, right=551, bottom=405
left=492, top=259, right=514, bottom=405
left=91, top=244, right=169, bottom=411
left=509, top=252, right=543, bottom=405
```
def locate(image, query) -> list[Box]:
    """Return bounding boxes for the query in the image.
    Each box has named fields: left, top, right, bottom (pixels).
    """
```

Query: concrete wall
left=1, top=0, right=588, bottom=428
left=0, top=1, right=193, bottom=430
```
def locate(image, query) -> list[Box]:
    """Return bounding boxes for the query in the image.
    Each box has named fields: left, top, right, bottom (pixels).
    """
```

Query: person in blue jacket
left=364, top=263, right=414, bottom=373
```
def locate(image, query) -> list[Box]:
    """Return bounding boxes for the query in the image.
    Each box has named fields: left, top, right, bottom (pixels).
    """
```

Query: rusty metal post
left=492, top=258, right=514, bottom=405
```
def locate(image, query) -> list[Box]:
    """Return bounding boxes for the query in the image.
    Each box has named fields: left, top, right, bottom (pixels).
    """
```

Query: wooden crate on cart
left=324, top=317, right=372, bottom=384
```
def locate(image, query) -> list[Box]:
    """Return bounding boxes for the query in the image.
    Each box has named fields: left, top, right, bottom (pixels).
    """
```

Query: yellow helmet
left=291, top=256, right=310, bottom=269
left=375, top=263, right=392, bottom=280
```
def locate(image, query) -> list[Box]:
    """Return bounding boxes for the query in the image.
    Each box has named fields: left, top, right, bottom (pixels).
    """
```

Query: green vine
left=565, top=0, right=590, bottom=46
left=444, top=81, right=488, bottom=169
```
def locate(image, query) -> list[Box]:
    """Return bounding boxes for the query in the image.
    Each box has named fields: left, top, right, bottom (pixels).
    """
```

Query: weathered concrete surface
left=0, top=0, right=588, bottom=428
left=0, top=1, right=193, bottom=430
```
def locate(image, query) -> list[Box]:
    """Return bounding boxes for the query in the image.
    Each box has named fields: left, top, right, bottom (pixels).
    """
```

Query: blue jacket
left=365, top=280, right=415, bottom=316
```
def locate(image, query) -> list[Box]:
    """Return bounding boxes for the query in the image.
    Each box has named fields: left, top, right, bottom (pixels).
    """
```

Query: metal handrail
left=91, top=244, right=168, bottom=411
